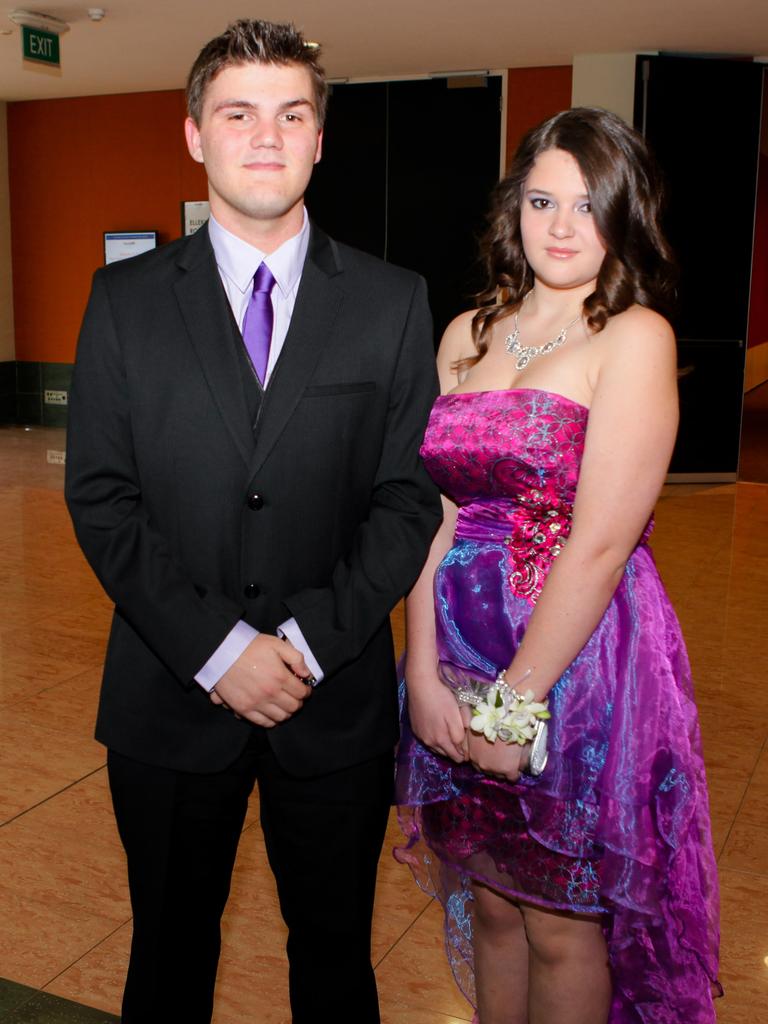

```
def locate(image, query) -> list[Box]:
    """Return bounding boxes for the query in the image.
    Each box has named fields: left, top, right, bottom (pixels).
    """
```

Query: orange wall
left=8, top=89, right=207, bottom=363
left=506, top=66, right=573, bottom=170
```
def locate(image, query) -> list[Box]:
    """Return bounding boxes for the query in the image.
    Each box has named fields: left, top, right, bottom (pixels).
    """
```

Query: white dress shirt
left=194, top=211, right=324, bottom=691
left=206, top=209, right=309, bottom=385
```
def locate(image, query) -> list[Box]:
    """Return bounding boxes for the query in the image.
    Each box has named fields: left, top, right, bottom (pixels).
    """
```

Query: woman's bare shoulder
left=602, top=304, right=673, bottom=343
left=592, top=305, right=677, bottom=395
left=436, top=309, right=478, bottom=386
left=440, top=309, right=477, bottom=353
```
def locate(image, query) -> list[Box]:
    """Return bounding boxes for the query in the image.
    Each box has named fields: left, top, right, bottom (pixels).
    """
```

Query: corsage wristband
left=454, top=670, right=551, bottom=774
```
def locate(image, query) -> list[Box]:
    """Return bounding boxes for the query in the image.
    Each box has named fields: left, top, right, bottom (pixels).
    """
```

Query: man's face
left=185, top=61, right=323, bottom=242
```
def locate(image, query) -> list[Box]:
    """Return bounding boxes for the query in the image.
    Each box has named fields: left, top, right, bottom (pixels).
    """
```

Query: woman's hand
left=407, top=676, right=468, bottom=763
left=461, top=705, right=527, bottom=781
left=467, top=732, right=526, bottom=781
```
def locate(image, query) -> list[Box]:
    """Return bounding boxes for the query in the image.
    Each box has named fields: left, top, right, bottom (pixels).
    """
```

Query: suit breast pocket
left=303, top=381, right=377, bottom=398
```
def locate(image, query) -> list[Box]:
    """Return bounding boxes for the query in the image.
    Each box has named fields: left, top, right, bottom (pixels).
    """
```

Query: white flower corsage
left=446, top=665, right=551, bottom=774
left=470, top=682, right=550, bottom=745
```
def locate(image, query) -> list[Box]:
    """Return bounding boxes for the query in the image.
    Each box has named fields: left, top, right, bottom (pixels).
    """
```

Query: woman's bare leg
left=521, top=904, right=611, bottom=1024
left=471, top=883, right=528, bottom=1024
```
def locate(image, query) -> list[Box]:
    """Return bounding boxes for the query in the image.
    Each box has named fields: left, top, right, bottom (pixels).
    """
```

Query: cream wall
left=571, top=53, right=639, bottom=124
left=0, top=102, right=14, bottom=362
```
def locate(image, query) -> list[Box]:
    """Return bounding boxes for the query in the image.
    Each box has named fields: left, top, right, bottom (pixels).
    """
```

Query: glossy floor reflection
left=0, top=424, right=766, bottom=1023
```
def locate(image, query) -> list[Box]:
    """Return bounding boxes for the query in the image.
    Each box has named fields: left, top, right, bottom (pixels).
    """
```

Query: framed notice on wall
left=182, top=201, right=210, bottom=236
left=103, top=231, right=157, bottom=265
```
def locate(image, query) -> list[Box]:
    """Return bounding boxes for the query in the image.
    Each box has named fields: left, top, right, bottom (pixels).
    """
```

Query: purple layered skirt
left=396, top=536, right=720, bottom=1022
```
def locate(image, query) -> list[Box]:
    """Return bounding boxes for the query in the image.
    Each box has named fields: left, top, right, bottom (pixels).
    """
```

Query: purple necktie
left=241, top=263, right=276, bottom=385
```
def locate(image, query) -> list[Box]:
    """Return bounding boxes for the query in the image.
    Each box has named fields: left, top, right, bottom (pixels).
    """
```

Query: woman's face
left=520, top=147, right=606, bottom=292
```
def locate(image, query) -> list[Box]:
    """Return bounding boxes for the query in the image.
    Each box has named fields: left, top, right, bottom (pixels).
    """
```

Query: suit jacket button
left=247, top=493, right=264, bottom=510
left=243, top=583, right=260, bottom=599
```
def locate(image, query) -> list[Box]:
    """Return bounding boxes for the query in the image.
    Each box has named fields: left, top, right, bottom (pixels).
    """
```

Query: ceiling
left=1, top=0, right=767, bottom=103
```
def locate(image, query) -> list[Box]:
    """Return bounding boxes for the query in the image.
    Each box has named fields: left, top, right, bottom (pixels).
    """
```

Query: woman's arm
left=404, top=496, right=465, bottom=761
left=404, top=313, right=475, bottom=763
left=468, top=306, right=679, bottom=778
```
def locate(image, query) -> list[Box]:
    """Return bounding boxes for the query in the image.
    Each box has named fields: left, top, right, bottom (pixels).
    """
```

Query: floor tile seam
left=731, top=732, right=768, bottom=805
left=0, top=649, right=105, bottom=674
left=0, top=875, right=130, bottom=939
left=37, top=916, right=132, bottom=997
left=0, top=764, right=106, bottom=830
left=714, top=769, right=758, bottom=866
left=1, top=663, right=105, bottom=693
left=0, top=732, right=104, bottom=756
left=0, top=707, right=105, bottom=744
left=386, top=1009, right=472, bottom=1024
left=1, top=670, right=105, bottom=710
left=0, top=630, right=108, bottom=650
left=717, top=864, right=768, bottom=881
left=372, top=894, right=435, bottom=970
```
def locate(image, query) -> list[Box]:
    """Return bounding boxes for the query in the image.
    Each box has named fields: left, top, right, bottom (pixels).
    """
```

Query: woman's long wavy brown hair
left=466, top=107, right=677, bottom=366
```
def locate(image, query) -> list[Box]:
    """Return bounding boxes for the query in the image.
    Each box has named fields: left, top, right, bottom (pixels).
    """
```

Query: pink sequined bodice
left=421, top=389, right=589, bottom=602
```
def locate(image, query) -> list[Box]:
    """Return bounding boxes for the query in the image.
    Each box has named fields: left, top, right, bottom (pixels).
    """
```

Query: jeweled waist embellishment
left=454, top=494, right=573, bottom=604
left=505, top=494, right=572, bottom=602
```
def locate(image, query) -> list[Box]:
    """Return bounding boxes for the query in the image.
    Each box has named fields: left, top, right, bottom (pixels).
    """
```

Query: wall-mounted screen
left=104, top=231, right=157, bottom=265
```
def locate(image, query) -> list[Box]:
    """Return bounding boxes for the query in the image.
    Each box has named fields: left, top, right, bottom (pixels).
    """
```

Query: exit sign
left=22, top=25, right=60, bottom=67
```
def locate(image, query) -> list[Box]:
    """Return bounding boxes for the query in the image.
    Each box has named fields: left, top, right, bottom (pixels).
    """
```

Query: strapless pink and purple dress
left=395, top=389, right=720, bottom=1023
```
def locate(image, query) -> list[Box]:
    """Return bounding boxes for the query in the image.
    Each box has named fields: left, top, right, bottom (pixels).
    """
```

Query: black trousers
left=107, top=731, right=393, bottom=1024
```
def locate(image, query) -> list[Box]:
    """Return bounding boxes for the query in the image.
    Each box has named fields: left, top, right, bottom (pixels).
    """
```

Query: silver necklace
left=504, top=302, right=582, bottom=371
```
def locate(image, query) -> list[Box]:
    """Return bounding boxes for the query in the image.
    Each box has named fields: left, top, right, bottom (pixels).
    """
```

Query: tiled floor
left=1, top=424, right=766, bottom=1023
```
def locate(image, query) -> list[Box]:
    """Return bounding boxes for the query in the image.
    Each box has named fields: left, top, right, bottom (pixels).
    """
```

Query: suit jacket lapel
left=173, top=227, right=253, bottom=468
left=248, top=226, right=344, bottom=477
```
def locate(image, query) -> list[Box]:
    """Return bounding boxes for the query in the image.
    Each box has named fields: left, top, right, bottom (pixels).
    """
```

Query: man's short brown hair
left=186, top=19, right=328, bottom=126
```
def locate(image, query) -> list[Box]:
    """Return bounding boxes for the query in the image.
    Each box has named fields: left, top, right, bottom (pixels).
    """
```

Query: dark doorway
left=635, top=55, right=764, bottom=478
left=306, top=76, right=503, bottom=342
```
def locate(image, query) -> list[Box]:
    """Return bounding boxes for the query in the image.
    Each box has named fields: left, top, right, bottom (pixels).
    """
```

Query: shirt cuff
left=195, top=620, right=259, bottom=692
left=277, top=618, right=324, bottom=685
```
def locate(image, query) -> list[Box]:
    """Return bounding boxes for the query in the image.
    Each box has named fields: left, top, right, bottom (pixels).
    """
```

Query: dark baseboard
left=0, top=977, right=118, bottom=1023
left=0, top=361, right=73, bottom=427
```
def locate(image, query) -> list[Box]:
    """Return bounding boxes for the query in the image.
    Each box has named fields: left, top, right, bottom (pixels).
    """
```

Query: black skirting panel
left=305, top=75, right=503, bottom=342
left=635, top=55, right=764, bottom=477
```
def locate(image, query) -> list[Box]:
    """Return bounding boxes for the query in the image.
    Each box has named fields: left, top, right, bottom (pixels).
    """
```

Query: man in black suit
left=65, top=19, right=440, bottom=1024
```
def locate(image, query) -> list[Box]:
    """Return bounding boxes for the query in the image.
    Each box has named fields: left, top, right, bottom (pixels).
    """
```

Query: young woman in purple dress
left=396, top=108, right=720, bottom=1024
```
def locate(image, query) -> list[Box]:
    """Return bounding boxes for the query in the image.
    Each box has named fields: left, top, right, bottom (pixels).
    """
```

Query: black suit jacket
left=65, top=223, right=441, bottom=776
